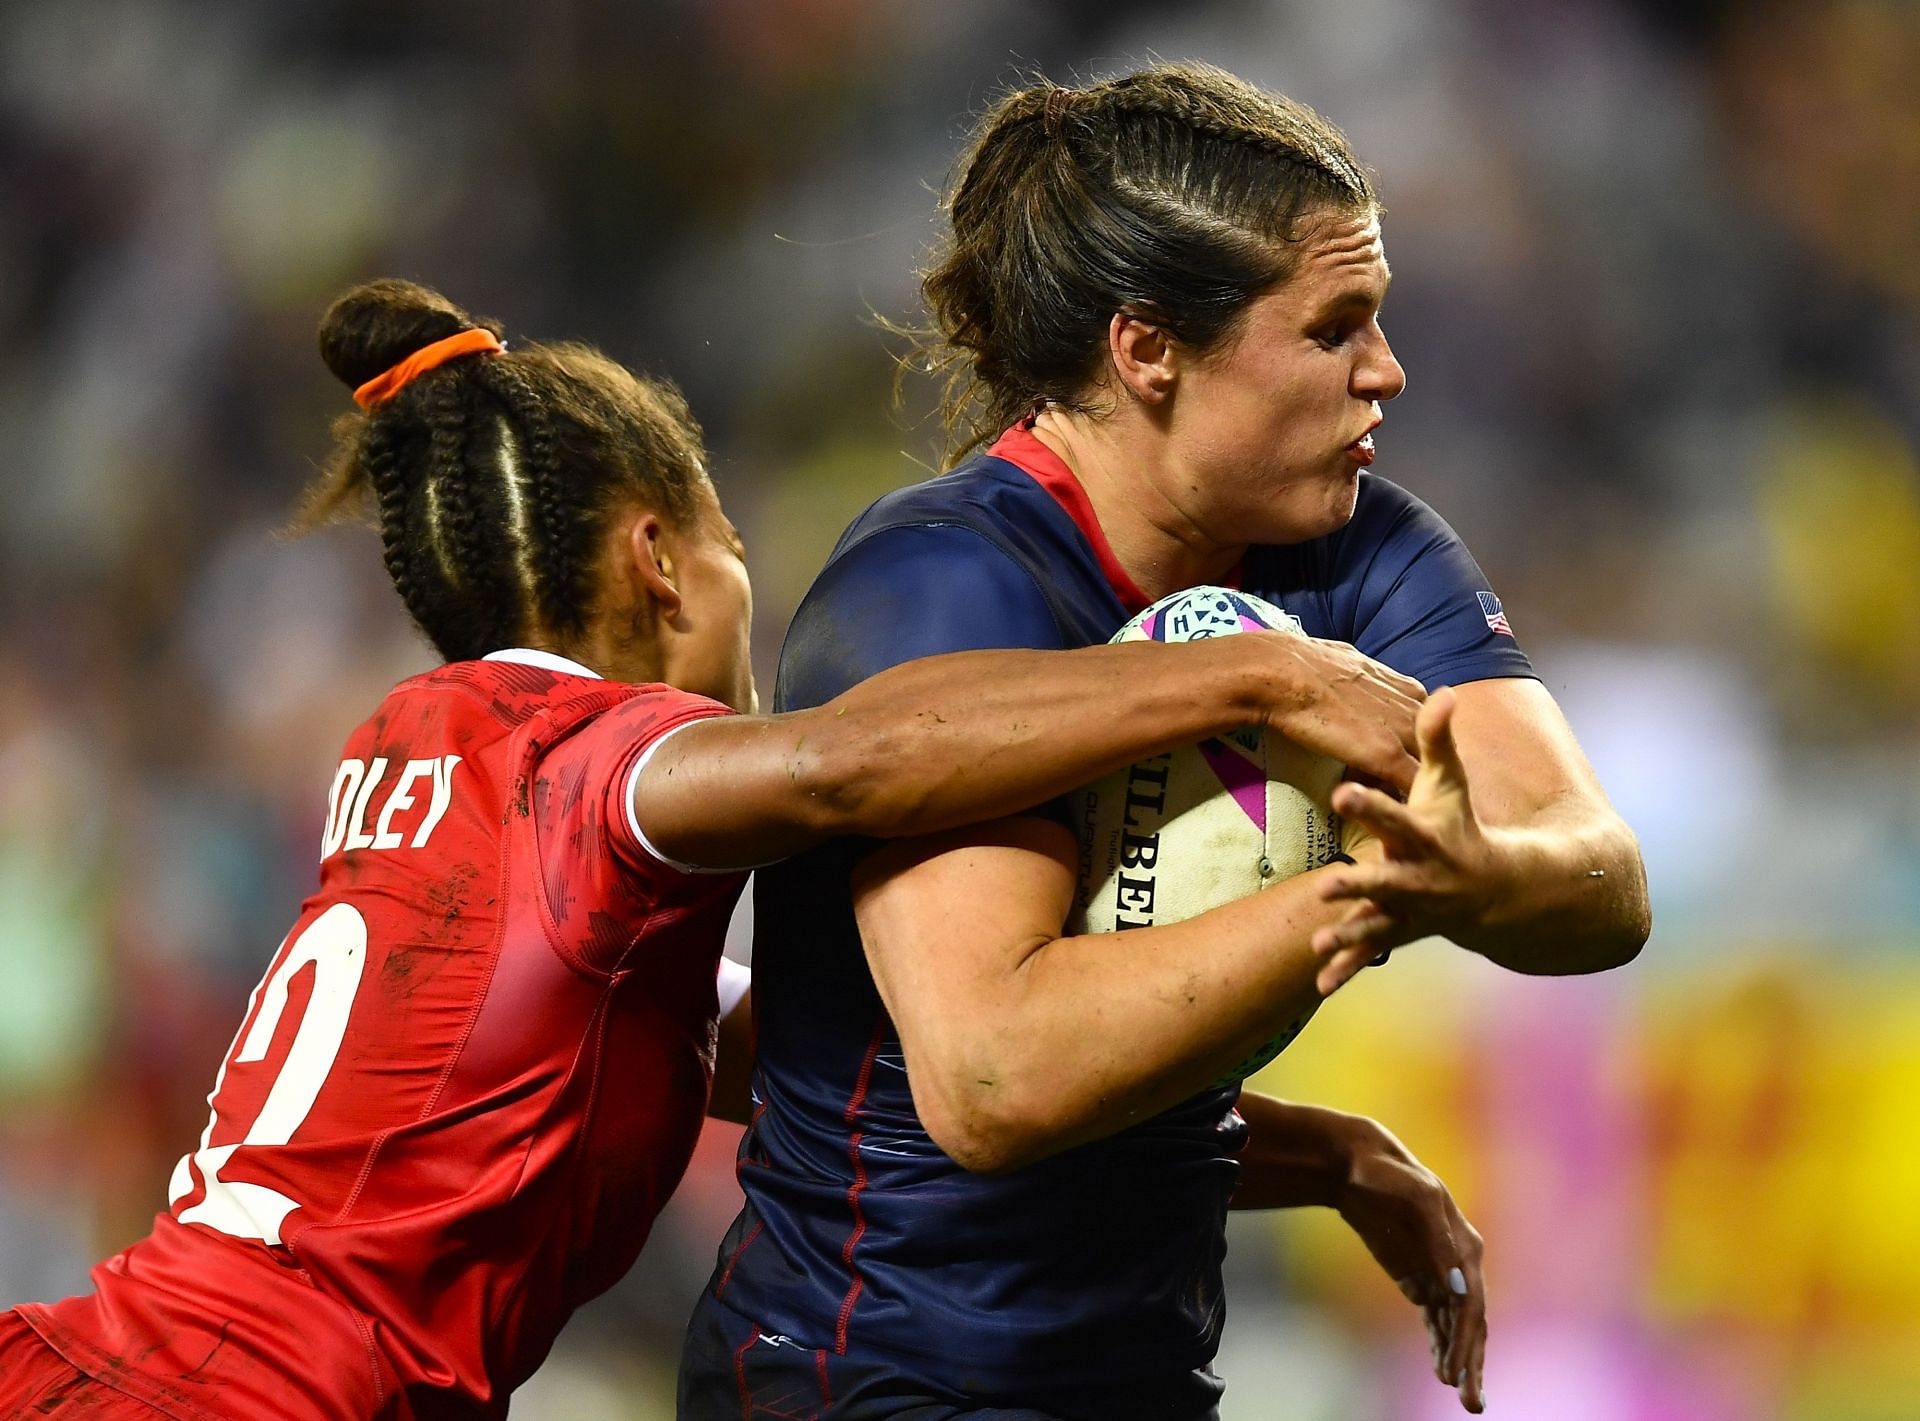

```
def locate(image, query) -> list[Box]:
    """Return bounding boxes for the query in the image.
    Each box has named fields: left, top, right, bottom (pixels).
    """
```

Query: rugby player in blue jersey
left=681, top=62, right=1649, bottom=1420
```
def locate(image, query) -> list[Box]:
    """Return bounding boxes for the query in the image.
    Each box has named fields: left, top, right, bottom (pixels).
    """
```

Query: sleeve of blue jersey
left=775, top=522, right=1070, bottom=713
left=1339, top=479, right=1537, bottom=689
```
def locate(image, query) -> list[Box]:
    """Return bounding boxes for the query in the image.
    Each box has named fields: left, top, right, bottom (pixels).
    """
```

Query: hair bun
left=318, top=279, right=504, bottom=393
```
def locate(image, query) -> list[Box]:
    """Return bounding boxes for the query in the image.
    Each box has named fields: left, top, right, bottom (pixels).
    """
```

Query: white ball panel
left=1068, top=587, right=1348, bottom=1083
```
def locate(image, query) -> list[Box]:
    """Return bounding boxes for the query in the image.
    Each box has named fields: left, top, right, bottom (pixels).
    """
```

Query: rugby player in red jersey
left=0, top=279, right=1473, bottom=1420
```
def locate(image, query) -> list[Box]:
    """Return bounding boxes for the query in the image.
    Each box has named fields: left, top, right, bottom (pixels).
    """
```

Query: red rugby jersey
left=18, top=650, right=742, bottom=1420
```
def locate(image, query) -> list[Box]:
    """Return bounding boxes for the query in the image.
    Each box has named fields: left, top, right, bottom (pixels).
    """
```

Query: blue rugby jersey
left=691, top=425, right=1535, bottom=1409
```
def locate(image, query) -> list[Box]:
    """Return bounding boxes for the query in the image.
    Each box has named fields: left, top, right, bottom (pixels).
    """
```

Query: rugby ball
left=1069, top=587, right=1346, bottom=1084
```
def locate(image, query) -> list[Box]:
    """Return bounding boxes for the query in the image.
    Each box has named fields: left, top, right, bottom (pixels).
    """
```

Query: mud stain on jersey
left=421, top=860, right=481, bottom=941
left=177, top=1321, right=231, bottom=1381
left=383, top=862, right=482, bottom=998
left=80, top=1346, right=227, bottom=1417
left=515, top=738, right=545, bottom=824
left=381, top=942, right=464, bottom=1003
left=27, top=1378, right=87, bottom=1414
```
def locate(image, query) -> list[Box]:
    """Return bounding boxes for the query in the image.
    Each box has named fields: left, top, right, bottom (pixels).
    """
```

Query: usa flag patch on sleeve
left=1477, top=591, right=1513, bottom=636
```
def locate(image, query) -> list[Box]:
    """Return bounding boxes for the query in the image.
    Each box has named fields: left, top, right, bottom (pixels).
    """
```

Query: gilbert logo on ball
left=1070, top=587, right=1347, bottom=1084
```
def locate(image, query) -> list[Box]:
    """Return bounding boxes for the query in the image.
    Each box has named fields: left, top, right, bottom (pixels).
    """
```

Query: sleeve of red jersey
left=538, top=686, right=739, bottom=896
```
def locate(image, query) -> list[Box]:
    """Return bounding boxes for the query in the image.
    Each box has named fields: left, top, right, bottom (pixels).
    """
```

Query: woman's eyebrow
left=1310, top=282, right=1388, bottom=323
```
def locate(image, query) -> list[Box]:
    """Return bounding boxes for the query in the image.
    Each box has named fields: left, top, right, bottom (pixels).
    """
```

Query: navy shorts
left=678, top=1292, right=1219, bottom=1421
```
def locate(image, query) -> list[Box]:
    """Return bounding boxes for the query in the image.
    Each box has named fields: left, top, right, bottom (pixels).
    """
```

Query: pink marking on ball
left=1196, top=738, right=1267, bottom=832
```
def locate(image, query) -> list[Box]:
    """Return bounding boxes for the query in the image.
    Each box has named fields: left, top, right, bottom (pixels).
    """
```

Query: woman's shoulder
left=838, top=451, right=1048, bottom=550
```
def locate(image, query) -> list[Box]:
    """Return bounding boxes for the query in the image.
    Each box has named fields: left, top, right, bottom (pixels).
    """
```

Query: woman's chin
left=1253, top=481, right=1361, bottom=546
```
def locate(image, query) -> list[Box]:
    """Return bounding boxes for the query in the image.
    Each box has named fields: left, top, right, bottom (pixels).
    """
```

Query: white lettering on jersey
left=412, top=755, right=461, bottom=847
left=342, top=757, right=390, bottom=852
left=171, top=902, right=369, bottom=1244
left=373, top=759, right=435, bottom=850
left=320, top=755, right=462, bottom=861
left=321, top=760, right=365, bottom=858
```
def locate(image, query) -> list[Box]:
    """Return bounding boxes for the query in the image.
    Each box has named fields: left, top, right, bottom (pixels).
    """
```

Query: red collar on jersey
left=985, top=421, right=1153, bottom=615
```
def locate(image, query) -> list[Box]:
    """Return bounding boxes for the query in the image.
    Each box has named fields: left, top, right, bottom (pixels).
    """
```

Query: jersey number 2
left=167, top=902, right=368, bottom=1244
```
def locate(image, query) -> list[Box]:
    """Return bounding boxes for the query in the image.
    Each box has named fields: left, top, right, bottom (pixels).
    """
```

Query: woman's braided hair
left=298, top=279, right=706, bottom=663
left=920, top=62, right=1378, bottom=453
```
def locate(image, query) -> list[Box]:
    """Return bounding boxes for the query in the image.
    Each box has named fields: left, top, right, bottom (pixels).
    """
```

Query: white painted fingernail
left=1447, top=1266, right=1468, bottom=1296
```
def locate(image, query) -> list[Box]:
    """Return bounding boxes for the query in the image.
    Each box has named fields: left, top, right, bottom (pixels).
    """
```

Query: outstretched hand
left=1311, top=686, right=1514, bottom=994
left=1263, top=635, right=1428, bottom=796
left=1335, top=1119, right=1489, bottom=1413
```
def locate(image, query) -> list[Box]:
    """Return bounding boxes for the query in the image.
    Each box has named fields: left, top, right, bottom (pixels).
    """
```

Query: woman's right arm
left=634, top=634, right=1425, bottom=872
left=849, top=814, right=1381, bottom=1173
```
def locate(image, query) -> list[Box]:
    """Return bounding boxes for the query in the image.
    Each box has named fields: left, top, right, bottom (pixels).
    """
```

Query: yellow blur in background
left=1247, top=951, right=1920, bottom=1420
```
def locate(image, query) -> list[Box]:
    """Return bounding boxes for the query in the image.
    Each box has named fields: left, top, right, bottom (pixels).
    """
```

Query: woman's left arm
left=1312, top=677, right=1651, bottom=989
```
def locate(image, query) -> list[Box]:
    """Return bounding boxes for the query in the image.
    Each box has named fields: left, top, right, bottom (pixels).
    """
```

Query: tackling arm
left=631, top=635, right=1421, bottom=872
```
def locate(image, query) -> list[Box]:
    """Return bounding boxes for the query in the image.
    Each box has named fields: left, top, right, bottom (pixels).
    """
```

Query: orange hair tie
left=352, top=328, right=505, bottom=409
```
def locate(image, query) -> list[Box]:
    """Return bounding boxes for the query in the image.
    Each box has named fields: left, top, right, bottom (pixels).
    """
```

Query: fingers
left=1425, top=1301, right=1449, bottom=1386
left=1440, top=1267, right=1474, bottom=1409
left=1280, top=639, right=1427, bottom=794
left=1312, top=892, right=1423, bottom=993
left=1414, top=686, right=1468, bottom=790
left=1312, top=902, right=1398, bottom=994
left=1460, top=1308, right=1488, bottom=1413
left=1311, top=902, right=1393, bottom=955
left=1401, top=1183, right=1487, bottom=1413
left=1323, top=713, right=1423, bottom=799
left=1376, top=747, right=1421, bottom=800
left=1337, top=738, right=1419, bottom=800
left=1318, top=859, right=1422, bottom=912
left=1315, top=944, right=1372, bottom=997
left=1400, top=1260, right=1483, bottom=1413
left=1371, top=1153, right=1488, bottom=1413
left=1331, top=781, right=1438, bottom=856
left=1443, top=1241, right=1487, bottom=1413
left=1394, top=1272, right=1449, bottom=1382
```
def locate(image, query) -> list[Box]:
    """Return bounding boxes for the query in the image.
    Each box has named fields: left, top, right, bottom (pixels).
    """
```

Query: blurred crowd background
left=3, top=1, right=1917, bottom=1417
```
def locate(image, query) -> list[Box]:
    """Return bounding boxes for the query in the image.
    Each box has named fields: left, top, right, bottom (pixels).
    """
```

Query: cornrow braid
left=1097, top=77, right=1368, bottom=196
left=420, top=369, right=523, bottom=661
left=918, top=61, right=1377, bottom=454
left=360, top=412, right=433, bottom=638
left=299, top=279, right=712, bottom=665
left=478, top=358, right=595, bottom=646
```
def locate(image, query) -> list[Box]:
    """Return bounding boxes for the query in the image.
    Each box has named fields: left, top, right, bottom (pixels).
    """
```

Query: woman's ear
left=625, top=512, right=684, bottom=624
left=1108, top=311, right=1180, bottom=405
